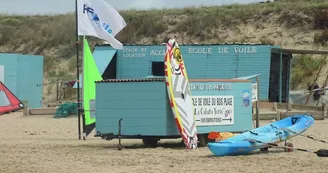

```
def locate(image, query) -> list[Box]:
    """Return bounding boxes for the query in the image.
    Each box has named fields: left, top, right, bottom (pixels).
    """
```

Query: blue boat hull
left=208, top=114, right=315, bottom=156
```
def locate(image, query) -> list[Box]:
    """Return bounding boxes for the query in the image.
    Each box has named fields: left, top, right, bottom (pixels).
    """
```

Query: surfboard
left=164, top=38, right=198, bottom=149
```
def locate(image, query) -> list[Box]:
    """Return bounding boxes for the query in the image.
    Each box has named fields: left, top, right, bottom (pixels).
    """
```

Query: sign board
left=0, top=65, right=4, bottom=83
left=252, top=83, right=258, bottom=102
left=190, top=83, right=232, bottom=91
left=192, top=95, right=234, bottom=126
left=121, top=45, right=259, bottom=58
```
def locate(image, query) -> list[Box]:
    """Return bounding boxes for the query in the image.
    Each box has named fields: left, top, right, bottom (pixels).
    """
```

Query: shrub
left=313, top=8, right=328, bottom=29
left=291, top=55, right=326, bottom=89
left=314, top=29, right=328, bottom=45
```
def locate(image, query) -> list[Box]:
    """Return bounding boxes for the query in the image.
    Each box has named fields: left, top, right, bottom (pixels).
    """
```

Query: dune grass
left=0, top=0, right=327, bottom=96
left=291, top=55, right=327, bottom=90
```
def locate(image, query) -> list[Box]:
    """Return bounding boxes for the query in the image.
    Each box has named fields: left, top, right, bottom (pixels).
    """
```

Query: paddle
left=246, top=139, right=328, bottom=157
left=278, top=128, right=328, bottom=145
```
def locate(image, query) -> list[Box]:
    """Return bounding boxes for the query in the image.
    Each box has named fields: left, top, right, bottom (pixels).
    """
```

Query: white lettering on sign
left=123, top=47, right=138, bottom=52
left=150, top=49, right=165, bottom=56
left=252, top=83, right=258, bottom=103
left=234, top=47, right=257, bottom=54
left=192, top=96, right=234, bottom=126
left=190, top=84, right=231, bottom=91
left=122, top=47, right=147, bottom=57
left=140, top=48, right=147, bottom=52
left=122, top=53, right=146, bottom=57
left=218, top=47, right=229, bottom=53
left=121, top=46, right=258, bottom=57
left=188, top=48, right=213, bottom=54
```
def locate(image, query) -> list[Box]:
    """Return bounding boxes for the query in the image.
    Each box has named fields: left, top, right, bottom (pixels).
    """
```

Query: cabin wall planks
left=0, top=53, right=44, bottom=108
left=95, top=79, right=253, bottom=136
left=92, top=44, right=291, bottom=102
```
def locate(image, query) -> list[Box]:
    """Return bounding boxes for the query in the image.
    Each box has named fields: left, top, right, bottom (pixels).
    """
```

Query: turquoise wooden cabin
left=95, top=78, right=253, bottom=146
left=76, top=43, right=292, bottom=102
left=80, top=43, right=292, bottom=147
left=0, top=53, right=44, bottom=108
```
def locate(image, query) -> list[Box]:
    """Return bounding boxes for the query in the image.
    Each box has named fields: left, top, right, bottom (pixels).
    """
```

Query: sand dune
left=1, top=112, right=328, bottom=173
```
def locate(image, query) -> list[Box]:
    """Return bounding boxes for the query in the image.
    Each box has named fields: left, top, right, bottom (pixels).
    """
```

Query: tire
left=142, top=137, right=159, bottom=148
left=198, top=134, right=209, bottom=147
left=260, top=147, right=269, bottom=152
left=284, top=142, right=293, bottom=152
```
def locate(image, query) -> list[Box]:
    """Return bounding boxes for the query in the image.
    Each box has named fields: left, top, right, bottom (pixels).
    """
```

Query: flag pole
left=82, top=35, right=86, bottom=140
left=75, top=0, right=81, bottom=140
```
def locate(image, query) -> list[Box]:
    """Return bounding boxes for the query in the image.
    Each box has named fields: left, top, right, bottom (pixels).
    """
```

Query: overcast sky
left=0, top=0, right=264, bottom=15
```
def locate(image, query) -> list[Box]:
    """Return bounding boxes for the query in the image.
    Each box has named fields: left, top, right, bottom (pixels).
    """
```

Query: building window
left=151, top=61, right=164, bottom=76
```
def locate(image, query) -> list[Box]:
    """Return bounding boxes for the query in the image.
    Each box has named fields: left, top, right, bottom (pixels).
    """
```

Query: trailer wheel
left=198, top=134, right=209, bottom=147
left=284, top=142, right=293, bottom=152
left=260, top=147, right=269, bottom=152
left=142, top=138, right=159, bottom=148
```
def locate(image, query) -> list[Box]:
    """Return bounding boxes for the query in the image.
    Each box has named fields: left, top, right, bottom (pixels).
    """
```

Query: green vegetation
left=291, top=55, right=327, bottom=90
left=0, top=0, right=327, bottom=100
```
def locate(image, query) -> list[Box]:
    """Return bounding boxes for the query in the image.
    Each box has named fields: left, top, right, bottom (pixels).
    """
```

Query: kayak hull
left=208, top=114, right=315, bottom=156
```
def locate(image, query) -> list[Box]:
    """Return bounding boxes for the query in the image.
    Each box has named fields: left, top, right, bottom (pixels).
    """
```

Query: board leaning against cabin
left=164, top=39, right=198, bottom=150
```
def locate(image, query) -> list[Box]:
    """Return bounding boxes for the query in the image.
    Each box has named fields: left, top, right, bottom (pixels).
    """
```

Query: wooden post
left=316, top=73, right=328, bottom=106
left=256, top=76, right=260, bottom=128
left=287, top=54, right=292, bottom=103
left=305, top=54, right=327, bottom=105
left=324, top=104, right=327, bottom=118
left=279, top=51, right=283, bottom=103
left=276, top=111, right=281, bottom=120
left=56, top=78, right=59, bottom=101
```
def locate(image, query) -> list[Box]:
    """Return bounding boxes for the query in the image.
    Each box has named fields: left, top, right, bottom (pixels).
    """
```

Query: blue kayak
left=208, top=114, right=315, bottom=156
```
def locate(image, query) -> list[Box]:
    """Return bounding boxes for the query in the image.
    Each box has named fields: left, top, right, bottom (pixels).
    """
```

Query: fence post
left=255, top=76, right=260, bottom=128
left=56, top=78, right=59, bottom=101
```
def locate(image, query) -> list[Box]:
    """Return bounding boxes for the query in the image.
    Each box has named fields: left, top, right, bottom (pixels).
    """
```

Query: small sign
left=89, top=99, right=96, bottom=119
left=252, top=83, right=258, bottom=102
left=192, top=95, right=234, bottom=126
left=190, top=83, right=232, bottom=91
left=242, top=90, right=251, bottom=107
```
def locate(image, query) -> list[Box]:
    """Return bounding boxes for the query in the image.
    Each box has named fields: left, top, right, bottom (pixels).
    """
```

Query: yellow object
left=208, top=132, right=236, bottom=142
left=217, top=132, right=236, bottom=141
left=164, top=39, right=198, bottom=149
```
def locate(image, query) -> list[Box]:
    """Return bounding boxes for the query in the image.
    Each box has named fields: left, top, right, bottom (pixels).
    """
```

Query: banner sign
left=192, top=95, right=234, bottom=126
left=252, top=83, right=258, bottom=102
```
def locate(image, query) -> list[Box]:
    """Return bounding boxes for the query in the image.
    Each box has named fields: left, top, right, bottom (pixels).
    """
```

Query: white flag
left=77, top=0, right=127, bottom=49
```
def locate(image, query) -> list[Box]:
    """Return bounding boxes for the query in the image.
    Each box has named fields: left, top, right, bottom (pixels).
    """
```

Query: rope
left=246, top=139, right=328, bottom=157
left=54, top=102, right=78, bottom=118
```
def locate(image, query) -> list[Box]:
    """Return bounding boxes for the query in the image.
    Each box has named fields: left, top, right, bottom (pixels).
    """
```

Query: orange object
left=208, top=132, right=236, bottom=142
left=208, top=132, right=221, bottom=140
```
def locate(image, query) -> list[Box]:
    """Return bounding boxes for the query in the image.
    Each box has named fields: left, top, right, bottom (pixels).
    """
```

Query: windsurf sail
left=82, top=38, right=102, bottom=137
left=0, top=81, right=24, bottom=115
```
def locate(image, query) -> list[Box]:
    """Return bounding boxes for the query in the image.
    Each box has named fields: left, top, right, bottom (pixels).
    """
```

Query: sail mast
left=75, top=0, right=82, bottom=140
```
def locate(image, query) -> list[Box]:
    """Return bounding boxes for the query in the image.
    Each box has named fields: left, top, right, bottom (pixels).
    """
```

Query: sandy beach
left=1, top=112, right=328, bottom=173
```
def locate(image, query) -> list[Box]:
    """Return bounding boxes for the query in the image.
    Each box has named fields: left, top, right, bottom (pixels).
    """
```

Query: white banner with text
left=252, top=83, right=258, bottom=103
left=192, top=95, right=234, bottom=126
